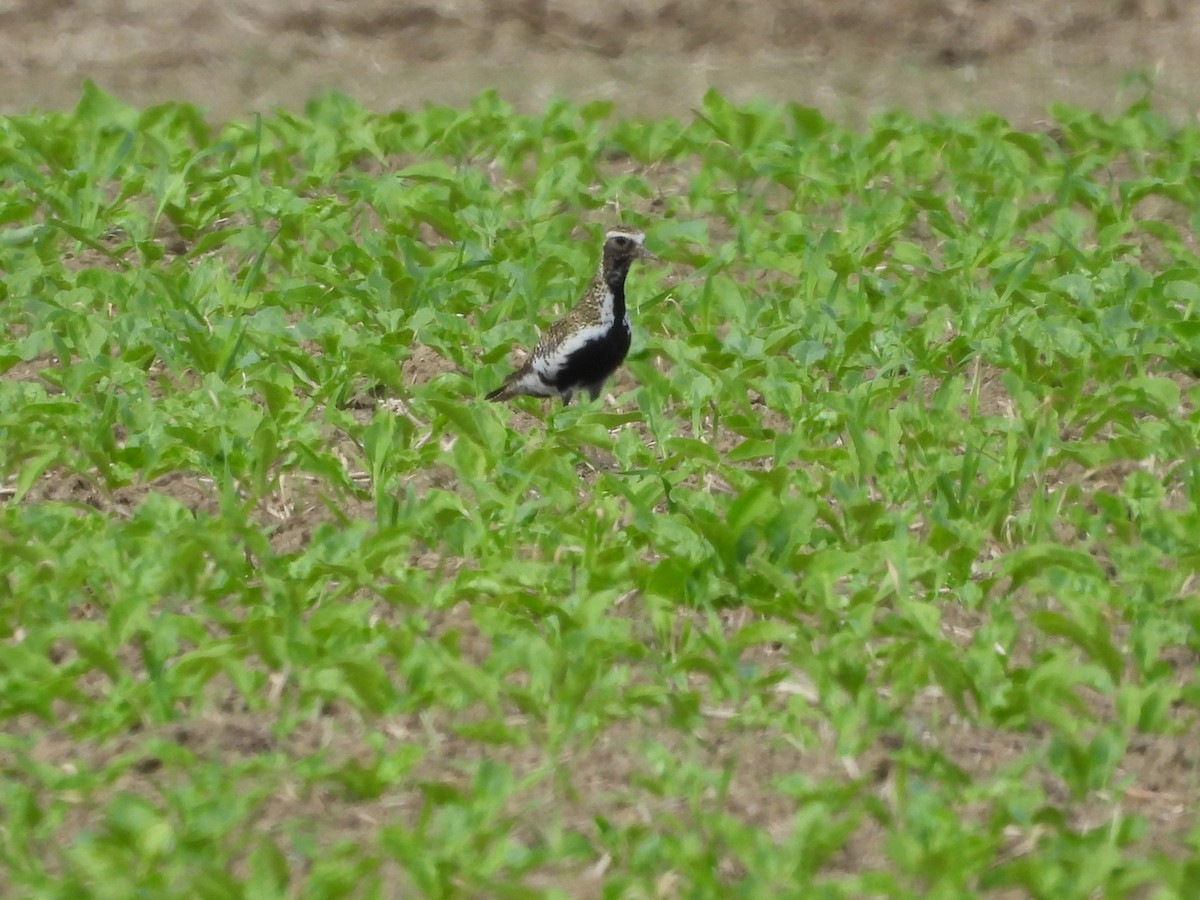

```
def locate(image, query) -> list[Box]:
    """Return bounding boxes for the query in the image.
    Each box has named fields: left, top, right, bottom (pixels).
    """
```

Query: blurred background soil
left=1, top=0, right=1197, bottom=124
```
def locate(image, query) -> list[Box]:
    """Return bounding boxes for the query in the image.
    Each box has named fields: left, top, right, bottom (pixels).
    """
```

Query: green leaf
left=1031, top=611, right=1123, bottom=685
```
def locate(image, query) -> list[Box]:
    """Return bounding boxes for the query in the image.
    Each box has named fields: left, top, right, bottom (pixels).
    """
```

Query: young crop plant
left=1, top=83, right=1199, bottom=896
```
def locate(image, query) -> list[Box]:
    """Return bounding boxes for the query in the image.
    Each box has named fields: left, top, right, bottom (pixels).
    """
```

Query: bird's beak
left=638, top=246, right=659, bottom=261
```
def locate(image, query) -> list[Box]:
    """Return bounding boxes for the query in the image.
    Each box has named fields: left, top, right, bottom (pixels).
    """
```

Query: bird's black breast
left=552, top=321, right=632, bottom=392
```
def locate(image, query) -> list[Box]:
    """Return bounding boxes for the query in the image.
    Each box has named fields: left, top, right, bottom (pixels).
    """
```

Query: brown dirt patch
left=2, top=2, right=1199, bottom=125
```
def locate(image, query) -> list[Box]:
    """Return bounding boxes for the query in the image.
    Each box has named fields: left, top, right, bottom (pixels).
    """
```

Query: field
left=6, top=1, right=1200, bottom=126
left=3, top=83, right=1200, bottom=895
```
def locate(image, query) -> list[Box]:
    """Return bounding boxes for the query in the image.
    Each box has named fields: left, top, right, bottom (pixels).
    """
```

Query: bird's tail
left=484, top=384, right=513, bottom=402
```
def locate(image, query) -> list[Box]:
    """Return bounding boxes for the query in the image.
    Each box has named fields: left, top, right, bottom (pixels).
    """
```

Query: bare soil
left=2, top=1, right=1199, bottom=125
left=6, top=0, right=1200, bottom=891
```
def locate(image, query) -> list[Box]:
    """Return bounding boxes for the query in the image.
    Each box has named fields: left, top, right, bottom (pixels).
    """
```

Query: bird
left=485, top=225, right=657, bottom=405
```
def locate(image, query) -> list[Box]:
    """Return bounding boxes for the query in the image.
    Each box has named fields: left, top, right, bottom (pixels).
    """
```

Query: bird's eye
left=614, top=236, right=629, bottom=247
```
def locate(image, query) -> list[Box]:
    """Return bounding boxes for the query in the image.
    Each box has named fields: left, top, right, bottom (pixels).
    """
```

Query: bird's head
left=603, top=226, right=657, bottom=264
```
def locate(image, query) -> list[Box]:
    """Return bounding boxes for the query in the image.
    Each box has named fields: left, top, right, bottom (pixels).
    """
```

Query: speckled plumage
left=485, top=226, right=656, bottom=405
